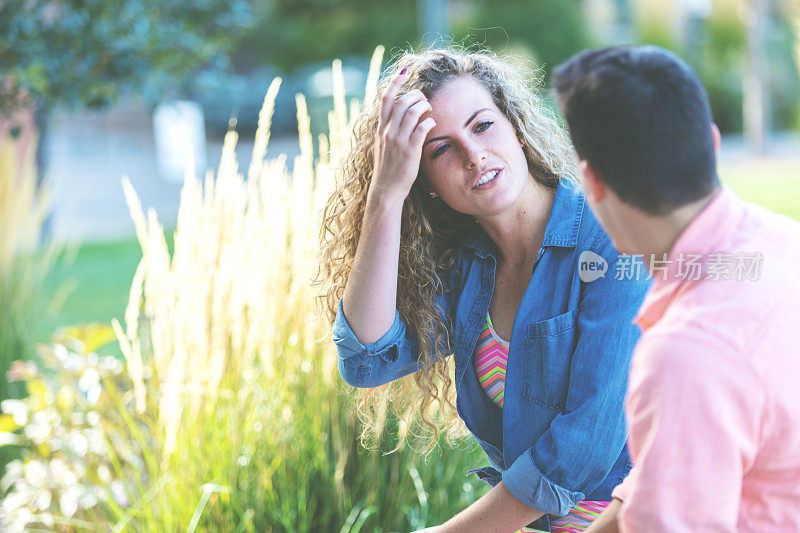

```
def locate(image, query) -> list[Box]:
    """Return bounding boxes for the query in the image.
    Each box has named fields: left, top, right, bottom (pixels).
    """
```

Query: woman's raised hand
left=369, top=68, right=437, bottom=203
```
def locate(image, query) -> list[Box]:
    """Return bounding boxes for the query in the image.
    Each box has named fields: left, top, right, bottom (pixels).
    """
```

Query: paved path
left=44, top=99, right=300, bottom=244
left=42, top=99, right=799, bottom=245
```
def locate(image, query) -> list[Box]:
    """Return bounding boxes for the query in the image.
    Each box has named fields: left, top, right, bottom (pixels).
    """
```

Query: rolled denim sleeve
left=332, top=298, right=423, bottom=388
left=503, top=448, right=585, bottom=515
left=502, top=239, right=650, bottom=515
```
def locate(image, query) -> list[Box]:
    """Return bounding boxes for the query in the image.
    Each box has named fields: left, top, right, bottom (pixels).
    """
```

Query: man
left=552, top=45, right=800, bottom=532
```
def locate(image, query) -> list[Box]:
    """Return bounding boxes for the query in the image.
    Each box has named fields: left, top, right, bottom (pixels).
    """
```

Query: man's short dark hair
left=553, top=45, right=719, bottom=215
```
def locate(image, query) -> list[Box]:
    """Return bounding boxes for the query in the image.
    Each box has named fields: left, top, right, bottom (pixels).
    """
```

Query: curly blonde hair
left=317, top=47, right=578, bottom=454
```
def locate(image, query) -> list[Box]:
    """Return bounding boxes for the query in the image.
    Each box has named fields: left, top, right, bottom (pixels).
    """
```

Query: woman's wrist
left=366, top=183, right=408, bottom=211
left=436, top=481, right=544, bottom=533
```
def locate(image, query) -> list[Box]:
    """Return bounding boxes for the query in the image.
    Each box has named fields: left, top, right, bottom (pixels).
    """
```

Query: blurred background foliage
left=453, top=0, right=591, bottom=79
left=631, top=0, right=800, bottom=134
left=220, top=0, right=799, bottom=135
left=235, top=0, right=418, bottom=72
left=242, top=0, right=796, bottom=136
left=2, top=0, right=797, bottom=135
left=0, top=0, right=252, bottom=113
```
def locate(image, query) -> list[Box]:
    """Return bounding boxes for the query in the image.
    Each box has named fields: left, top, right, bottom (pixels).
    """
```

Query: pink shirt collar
left=634, top=186, right=744, bottom=330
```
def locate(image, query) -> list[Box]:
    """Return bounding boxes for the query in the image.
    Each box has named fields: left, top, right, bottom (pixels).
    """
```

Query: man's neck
left=623, top=188, right=721, bottom=267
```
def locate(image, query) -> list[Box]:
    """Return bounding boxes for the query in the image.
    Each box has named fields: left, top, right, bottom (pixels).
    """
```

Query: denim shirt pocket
left=522, top=309, right=579, bottom=410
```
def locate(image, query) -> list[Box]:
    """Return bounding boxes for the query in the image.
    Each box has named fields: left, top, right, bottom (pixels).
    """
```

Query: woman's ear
left=418, top=176, right=438, bottom=198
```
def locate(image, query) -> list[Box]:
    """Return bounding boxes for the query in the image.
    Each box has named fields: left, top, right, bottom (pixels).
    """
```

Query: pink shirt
left=612, top=186, right=800, bottom=532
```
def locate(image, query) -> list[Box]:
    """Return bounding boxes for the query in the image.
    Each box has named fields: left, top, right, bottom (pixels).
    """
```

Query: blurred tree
left=454, top=0, right=591, bottom=80
left=700, top=3, right=748, bottom=133
left=234, top=0, right=418, bottom=72
left=0, top=0, right=252, bottom=244
left=627, top=0, right=799, bottom=136
left=744, top=0, right=769, bottom=153
left=232, top=0, right=589, bottom=93
left=0, top=0, right=251, bottom=403
left=776, top=0, right=800, bottom=132
left=0, top=0, right=252, bottom=114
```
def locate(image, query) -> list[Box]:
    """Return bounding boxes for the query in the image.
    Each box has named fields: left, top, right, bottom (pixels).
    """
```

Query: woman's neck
left=477, top=177, right=555, bottom=269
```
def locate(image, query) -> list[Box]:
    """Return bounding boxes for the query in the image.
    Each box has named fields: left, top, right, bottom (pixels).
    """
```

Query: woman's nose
left=463, top=141, right=487, bottom=169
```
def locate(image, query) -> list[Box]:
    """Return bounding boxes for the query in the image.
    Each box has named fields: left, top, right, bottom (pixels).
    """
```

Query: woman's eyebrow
left=423, top=107, right=491, bottom=146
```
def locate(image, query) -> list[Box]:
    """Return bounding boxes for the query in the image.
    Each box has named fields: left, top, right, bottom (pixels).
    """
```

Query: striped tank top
left=473, top=311, right=609, bottom=533
left=473, top=311, right=509, bottom=407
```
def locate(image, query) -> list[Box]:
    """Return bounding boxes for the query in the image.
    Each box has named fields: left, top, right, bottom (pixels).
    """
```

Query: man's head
left=553, top=45, right=720, bottom=223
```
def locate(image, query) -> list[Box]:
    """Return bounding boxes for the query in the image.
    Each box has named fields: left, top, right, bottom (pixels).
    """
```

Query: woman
left=318, top=48, right=650, bottom=532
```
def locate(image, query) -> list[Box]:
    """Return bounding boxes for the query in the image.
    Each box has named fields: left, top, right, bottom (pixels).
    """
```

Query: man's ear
left=711, top=123, right=721, bottom=154
left=579, top=160, right=606, bottom=204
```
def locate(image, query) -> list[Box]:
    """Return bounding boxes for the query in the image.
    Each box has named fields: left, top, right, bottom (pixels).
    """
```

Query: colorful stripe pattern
left=550, top=500, right=610, bottom=532
left=519, top=501, right=610, bottom=532
left=472, top=311, right=509, bottom=407
left=472, top=314, right=610, bottom=532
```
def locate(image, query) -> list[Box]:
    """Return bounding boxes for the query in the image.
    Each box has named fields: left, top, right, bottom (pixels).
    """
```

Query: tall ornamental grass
left=1, top=47, right=487, bottom=531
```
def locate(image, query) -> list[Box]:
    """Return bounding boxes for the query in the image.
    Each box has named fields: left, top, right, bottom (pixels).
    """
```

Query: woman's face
left=419, top=75, right=530, bottom=218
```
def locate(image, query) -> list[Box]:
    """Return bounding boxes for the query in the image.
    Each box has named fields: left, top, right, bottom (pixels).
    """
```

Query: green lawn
left=41, top=162, right=799, bottom=336
left=39, top=231, right=174, bottom=348
left=719, top=158, right=800, bottom=221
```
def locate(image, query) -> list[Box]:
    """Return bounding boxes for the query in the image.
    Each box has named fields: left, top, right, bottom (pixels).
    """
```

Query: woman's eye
left=475, top=120, right=493, bottom=132
left=432, top=144, right=449, bottom=158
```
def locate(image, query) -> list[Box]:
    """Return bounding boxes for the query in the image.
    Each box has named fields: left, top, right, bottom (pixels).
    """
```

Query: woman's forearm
left=437, top=481, right=544, bottom=533
left=342, top=68, right=435, bottom=346
left=341, top=192, right=405, bottom=344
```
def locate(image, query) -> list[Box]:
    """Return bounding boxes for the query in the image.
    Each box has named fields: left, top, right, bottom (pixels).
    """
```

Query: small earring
left=429, top=191, right=438, bottom=198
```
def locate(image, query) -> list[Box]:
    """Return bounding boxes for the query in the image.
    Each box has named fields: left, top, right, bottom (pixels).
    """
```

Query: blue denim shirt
left=332, top=178, right=650, bottom=518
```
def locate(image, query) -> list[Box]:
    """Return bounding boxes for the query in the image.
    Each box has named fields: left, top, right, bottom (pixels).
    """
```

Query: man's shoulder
left=638, top=273, right=800, bottom=390
left=636, top=319, right=739, bottom=369
left=731, top=197, right=800, bottom=276
left=629, top=322, right=756, bottom=408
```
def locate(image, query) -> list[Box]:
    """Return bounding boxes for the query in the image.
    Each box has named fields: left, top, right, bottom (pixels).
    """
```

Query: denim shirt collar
left=458, top=177, right=585, bottom=258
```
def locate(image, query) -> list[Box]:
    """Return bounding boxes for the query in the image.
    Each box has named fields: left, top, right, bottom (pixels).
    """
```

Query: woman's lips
left=473, top=169, right=502, bottom=190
